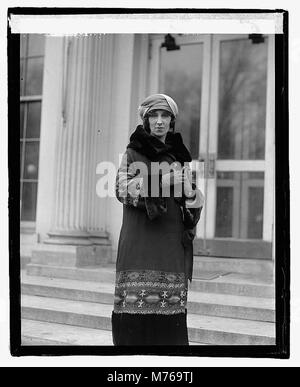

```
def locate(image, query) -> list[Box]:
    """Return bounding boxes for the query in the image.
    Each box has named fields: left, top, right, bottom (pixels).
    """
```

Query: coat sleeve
left=115, top=149, right=168, bottom=219
left=182, top=183, right=204, bottom=230
left=181, top=184, right=204, bottom=283
left=115, top=150, right=146, bottom=209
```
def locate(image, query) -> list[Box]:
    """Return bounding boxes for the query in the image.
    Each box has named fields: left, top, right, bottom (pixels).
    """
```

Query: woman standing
left=112, top=94, right=204, bottom=346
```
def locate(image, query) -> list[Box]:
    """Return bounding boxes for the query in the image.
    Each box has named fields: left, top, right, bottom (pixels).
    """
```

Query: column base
left=31, top=243, right=112, bottom=267
left=45, top=230, right=92, bottom=246
left=32, top=231, right=112, bottom=267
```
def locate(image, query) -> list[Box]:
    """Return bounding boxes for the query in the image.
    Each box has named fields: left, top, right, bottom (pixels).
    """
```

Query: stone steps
left=29, top=243, right=274, bottom=276
left=190, top=273, right=274, bottom=298
left=22, top=273, right=275, bottom=322
left=188, top=292, right=274, bottom=322
left=23, top=258, right=275, bottom=345
left=30, top=253, right=274, bottom=277
left=21, top=295, right=275, bottom=345
left=22, top=319, right=113, bottom=345
left=27, top=264, right=116, bottom=283
left=193, top=256, right=274, bottom=277
left=21, top=319, right=205, bottom=346
left=26, top=263, right=274, bottom=298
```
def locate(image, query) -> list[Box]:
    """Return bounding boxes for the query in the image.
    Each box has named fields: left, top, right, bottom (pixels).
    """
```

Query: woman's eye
left=148, top=112, right=170, bottom=119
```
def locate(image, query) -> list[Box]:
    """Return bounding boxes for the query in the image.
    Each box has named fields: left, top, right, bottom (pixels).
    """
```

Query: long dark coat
left=112, top=125, right=202, bottom=345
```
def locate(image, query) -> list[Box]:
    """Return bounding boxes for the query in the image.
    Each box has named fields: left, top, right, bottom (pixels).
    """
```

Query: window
left=20, top=35, right=45, bottom=222
left=159, top=42, right=204, bottom=159
left=215, top=171, right=265, bottom=239
left=218, top=38, right=268, bottom=160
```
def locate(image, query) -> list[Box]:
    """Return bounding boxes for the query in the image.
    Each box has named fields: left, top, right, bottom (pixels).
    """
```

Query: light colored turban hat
left=138, top=94, right=178, bottom=120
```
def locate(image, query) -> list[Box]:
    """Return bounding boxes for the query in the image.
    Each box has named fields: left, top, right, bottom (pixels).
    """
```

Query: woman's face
left=148, top=109, right=172, bottom=142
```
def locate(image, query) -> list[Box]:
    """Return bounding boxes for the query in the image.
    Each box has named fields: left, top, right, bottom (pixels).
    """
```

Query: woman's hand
left=161, top=167, right=193, bottom=191
left=183, top=167, right=194, bottom=198
left=161, top=170, right=184, bottom=189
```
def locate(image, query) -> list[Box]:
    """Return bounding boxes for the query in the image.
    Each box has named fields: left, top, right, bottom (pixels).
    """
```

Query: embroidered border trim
left=113, top=270, right=187, bottom=315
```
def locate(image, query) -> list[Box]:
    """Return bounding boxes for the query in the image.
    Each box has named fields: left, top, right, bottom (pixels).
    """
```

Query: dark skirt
left=112, top=310, right=189, bottom=346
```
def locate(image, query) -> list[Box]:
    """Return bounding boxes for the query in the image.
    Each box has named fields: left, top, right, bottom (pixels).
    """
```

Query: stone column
left=48, top=36, right=93, bottom=244
left=85, top=35, right=114, bottom=244
left=33, top=35, right=114, bottom=267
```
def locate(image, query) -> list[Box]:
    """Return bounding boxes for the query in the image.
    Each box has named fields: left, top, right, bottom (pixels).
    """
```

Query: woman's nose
left=156, top=115, right=163, bottom=124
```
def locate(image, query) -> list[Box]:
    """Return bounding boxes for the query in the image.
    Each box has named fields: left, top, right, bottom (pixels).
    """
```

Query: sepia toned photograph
left=8, top=10, right=289, bottom=356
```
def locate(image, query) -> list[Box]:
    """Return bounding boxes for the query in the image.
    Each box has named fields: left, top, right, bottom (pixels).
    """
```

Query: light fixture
left=248, top=34, right=265, bottom=44
left=161, top=34, right=180, bottom=51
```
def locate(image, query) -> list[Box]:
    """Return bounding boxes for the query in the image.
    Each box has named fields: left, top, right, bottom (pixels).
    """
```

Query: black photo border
left=8, top=7, right=290, bottom=359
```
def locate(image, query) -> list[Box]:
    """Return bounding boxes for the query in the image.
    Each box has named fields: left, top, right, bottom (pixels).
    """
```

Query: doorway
left=148, top=34, right=275, bottom=259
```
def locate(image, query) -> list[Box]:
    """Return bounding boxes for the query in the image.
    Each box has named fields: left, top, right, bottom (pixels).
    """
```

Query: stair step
left=190, top=273, right=274, bottom=298
left=22, top=295, right=112, bottom=330
left=22, top=319, right=113, bottom=345
left=21, top=295, right=275, bottom=345
left=26, top=264, right=116, bottom=283
left=21, top=319, right=205, bottom=346
left=188, top=292, right=274, bottom=322
left=26, top=264, right=274, bottom=298
left=22, top=273, right=275, bottom=322
left=22, top=273, right=115, bottom=305
left=187, top=314, right=275, bottom=345
left=193, top=256, right=274, bottom=277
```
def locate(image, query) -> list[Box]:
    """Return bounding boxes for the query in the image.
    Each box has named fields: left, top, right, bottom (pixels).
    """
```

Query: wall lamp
left=161, top=34, right=180, bottom=51
left=248, top=34, right=265, bottom=44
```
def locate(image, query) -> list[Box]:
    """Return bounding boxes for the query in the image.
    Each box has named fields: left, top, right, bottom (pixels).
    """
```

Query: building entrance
left=149, top=34, right=275, bottom=259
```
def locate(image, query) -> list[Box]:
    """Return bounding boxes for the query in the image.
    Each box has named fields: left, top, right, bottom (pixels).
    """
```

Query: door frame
left=207, top=34, right=275, bottom=245
left=147, top=33, right=275, bottom=259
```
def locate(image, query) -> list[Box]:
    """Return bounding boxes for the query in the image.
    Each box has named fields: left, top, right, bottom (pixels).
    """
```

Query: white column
left=48, top=35, right=115, bottom=242
left=34, top=35, right=118, bottom=265
left=35, top=37, right=64, bottom=242
left=87, top=35, right=115, bottom=242
left=47, top=36, right=94, bottom=245
left=36, top=34, right=137, bottom=265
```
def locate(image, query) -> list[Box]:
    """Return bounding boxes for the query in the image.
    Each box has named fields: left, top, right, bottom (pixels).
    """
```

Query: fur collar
left=127, top=125, right=192, bottom=164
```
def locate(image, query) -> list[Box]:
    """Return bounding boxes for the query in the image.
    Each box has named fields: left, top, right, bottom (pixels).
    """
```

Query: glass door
left=200, top=34, right=275, bottom=258
left=148, top=34, right=211, bottom=244
left=148, top=34, right=275, bottom=259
